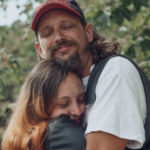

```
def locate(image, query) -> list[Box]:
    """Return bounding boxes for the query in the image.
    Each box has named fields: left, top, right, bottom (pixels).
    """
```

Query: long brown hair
left=79, top=18, right=120, bottom=64
left=2, top=60, right=79, bottom=150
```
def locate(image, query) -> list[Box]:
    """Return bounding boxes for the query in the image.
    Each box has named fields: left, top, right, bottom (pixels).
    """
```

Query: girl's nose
left=70, top=103, right=82, bottom=117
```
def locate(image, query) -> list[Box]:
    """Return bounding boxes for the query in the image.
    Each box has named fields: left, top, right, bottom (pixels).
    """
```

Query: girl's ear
left=35, top=42, right=45, bottom=59
left=85, top=23, right=93, bottom=43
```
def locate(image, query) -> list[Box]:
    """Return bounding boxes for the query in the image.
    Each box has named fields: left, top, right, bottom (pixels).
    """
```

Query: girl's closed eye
left=59, top=103, right=69, bottom=107
left=78, top=99, right=85, bottom=104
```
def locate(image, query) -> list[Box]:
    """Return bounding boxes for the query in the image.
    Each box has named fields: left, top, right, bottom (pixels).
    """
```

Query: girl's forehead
left=55, top=73, right=84, bottom=99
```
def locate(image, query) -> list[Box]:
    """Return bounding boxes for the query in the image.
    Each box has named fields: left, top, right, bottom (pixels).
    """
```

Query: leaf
left=140, top=0, right=149, bottom=7
left=118, top=12, right=124, bottom=26
left=93, top=10, right=103, bottom=20
left=9, top=57, right=20, bottom=69
left=0, top=116, right=5, bottom=127
left=119, top=6, right=131, bottom=21
left=16, top=5, right=20, bottom=8
left=97, top=13, right=108, bottom=27
left=120, top=0, right=134, bottom=6
left=133, top=0, right=142, bottom=12
left=0, top=95, right=5, bottom=101
left=111, top=8, right=124, bottom=26
left=142, top=29, right=150, bottom=37
left=141, top=39, right=150, bottom=52
left=19, top=9, right=28, bottom=15
left=125, top=45, right=136, bottom=58
left=9, top=60, right=20, bottom=70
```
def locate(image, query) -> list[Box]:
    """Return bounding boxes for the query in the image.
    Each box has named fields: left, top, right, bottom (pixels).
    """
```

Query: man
left=31, top=0, right=146, bottom=149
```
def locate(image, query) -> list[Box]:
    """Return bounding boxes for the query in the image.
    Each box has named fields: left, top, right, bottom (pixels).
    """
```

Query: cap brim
left=31, top=3, right=81, bottom=31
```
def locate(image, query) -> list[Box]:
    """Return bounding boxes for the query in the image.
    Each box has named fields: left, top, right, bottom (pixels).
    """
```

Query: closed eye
left=40, top=26, right=53, bottom=37
left=63, top=26, right=73, bottom=29
left=78, top=99, right=85, bottom=104
left=59, top=103, right=68, bottom=107
left=43, top=33, right=51, bottom=37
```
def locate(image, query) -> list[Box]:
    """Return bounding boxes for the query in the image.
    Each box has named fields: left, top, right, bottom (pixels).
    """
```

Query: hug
left=2, top=0, right=150, bottom=150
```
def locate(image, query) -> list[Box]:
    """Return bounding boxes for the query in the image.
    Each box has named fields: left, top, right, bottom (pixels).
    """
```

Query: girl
left=2, top=60, right=86, bottom=150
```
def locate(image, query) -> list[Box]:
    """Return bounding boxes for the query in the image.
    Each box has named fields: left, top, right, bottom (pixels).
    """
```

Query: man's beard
left=46, top=40, right=81, bottom=70
left=44, top=39, right=90, bottom=70
left=52, top=51, right=81, bottom=70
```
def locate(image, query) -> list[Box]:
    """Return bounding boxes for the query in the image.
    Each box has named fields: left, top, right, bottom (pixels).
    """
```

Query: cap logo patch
left=37, top=0, right=71, bottom=11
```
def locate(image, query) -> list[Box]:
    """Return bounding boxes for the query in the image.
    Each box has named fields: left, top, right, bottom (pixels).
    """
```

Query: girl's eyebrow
left=58, top=96, right=70, bottom=100
left=57, top=92, right=85, bottom=100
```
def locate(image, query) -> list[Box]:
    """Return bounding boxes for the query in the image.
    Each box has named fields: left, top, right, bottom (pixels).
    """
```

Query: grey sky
left=0, top=0, right=40, bottom=26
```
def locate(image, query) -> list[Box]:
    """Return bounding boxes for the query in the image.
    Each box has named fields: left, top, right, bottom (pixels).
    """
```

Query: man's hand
left=86, top=131, right=128, bottom=150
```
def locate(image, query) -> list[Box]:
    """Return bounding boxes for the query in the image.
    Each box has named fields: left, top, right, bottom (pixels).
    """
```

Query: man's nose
left=54, top=30, right=66, bottom=43
left=70, top=103, right=82, bottom=116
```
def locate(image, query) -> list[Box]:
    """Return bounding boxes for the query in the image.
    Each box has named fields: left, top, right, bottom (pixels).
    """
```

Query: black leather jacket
left=43, top=115, right=86, bottom=150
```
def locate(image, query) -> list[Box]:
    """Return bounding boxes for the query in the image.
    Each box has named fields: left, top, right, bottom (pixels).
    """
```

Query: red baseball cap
left=31, top=0, right=86, bottom=32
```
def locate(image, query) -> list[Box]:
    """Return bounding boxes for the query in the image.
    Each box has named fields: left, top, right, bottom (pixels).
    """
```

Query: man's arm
left=84, top=57, right=146, bottom=149
left=86, top=131, right=127, bottom=150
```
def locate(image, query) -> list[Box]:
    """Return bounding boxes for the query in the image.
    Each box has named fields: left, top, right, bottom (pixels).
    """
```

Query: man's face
left=35, top=9, right=93, bottom=69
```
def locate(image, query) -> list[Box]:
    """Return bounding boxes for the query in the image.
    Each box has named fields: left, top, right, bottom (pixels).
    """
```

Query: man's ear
left=35, top=42, right=44, bottom=59
left=85, top=23, right=93, bottom=43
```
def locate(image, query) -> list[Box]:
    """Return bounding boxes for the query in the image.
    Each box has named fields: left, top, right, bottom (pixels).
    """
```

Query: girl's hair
left=2, top=60, right=79, bottom=150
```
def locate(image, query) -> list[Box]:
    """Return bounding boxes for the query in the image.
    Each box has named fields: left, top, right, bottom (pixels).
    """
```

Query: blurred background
left=0, top=0, right=150, bottom=148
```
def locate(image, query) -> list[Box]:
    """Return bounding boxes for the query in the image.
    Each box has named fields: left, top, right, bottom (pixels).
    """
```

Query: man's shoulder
left=98, top=55, right=140, bottom=82
left=105, top=55, right=134, bottom=70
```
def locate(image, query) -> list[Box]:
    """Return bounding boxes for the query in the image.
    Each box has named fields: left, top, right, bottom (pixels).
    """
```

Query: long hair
left=79, top=18, right=120, bottom=64
left=35, top=18, right=120, bottom=63
left=2, top=60, right=79, bottom=150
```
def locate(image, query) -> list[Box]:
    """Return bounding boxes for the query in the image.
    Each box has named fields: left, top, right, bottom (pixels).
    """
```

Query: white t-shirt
left=83, top=57, right=146, bottom=149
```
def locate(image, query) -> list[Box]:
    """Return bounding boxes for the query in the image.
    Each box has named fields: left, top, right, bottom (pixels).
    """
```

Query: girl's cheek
left=84, top=107, right=87, bottom=113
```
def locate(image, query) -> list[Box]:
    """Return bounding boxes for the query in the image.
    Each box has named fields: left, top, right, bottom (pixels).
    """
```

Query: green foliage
left=0, top=0, right=150, bottom=144
left=81, top=0, right=150, bottom=78
left=0, top=22, right=36, bottom=102
left=0, top=108, right=11, bottom=127
left=0, top=0, right=149, bottom=108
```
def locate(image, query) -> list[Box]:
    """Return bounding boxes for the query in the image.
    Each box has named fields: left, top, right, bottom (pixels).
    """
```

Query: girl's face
left=50, top=73, right=85, bottom=124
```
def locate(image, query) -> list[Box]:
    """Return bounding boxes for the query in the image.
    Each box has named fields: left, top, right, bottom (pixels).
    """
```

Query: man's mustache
left=49, top=40, right=78, bottom=54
